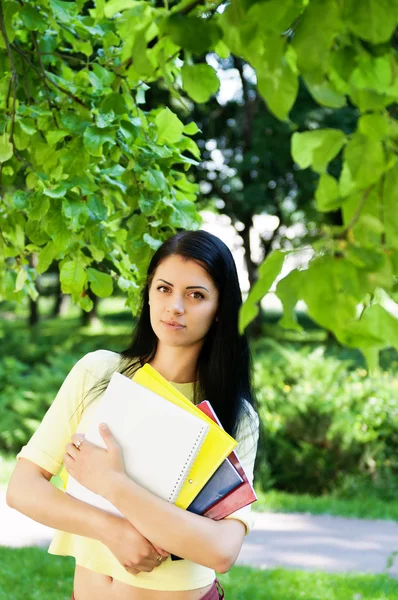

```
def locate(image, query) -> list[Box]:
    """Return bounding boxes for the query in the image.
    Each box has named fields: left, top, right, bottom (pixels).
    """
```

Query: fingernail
left=100, top=423, right=107, bottom=430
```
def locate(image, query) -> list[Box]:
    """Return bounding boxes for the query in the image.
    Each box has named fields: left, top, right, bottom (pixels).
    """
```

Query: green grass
left=255, top=490, right=398, bottom=521
left=0, top=547, right=397, bottom=600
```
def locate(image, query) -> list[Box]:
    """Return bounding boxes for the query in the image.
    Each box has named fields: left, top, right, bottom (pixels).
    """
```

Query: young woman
left=7, top=230, right=259, bottom=600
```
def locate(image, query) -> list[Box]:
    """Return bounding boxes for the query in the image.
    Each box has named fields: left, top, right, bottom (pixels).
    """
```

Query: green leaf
left=275, top=269, right=304, bottom=332
left=0, top=1, right=19, bottom=47
left=238, top=302, right=259, bottom=336
left=89, top=64, right=116, bottom=90
left=169, top=199, right=200, bottom=229
left=83, top=126, right=116, bottom=156
left=24, top=219, right=48, bottom=246
left=88, top=196, right=108, bottom=221
left=181, top=64, right=220, bottom=103
left=141, top=169, right=169, bottom=193
left=100, top=93, right=127, bottom=117
left=339, top=133, right=386, bottom=196
left=29, top=195, right=50, bottom=221
left=292, top=129, right=346, bottom=173
left=138, top=193, right=160, bottom=217
left=384, top=162, right=398, bottom=248
left=165, top=14, right=222, bottom=55
left=0, top=133, right=13, bottom=163
left=344, top=301, right=398, bottom=350
left=118, top=276, right=139, bottom=293
left=50, top=0, right=78, bottom=23
left=304, top=75, right=346, bottom=109
left=358, top=114, right=389, bottom=141
left=143, top=233, right=162, bottom=251
left=240, top=250, right=285, bottom=333
left=60, top=260, right=86, bottom=295
left=183, top=122, right=200, bottom=135
left=18, top=118, right=36, bottom=135
left=19, top=5, right=47, bottom=31
left=43, top=205, right=71, bottom=253
left=292, top=0, right=342, bottom=76
left=315, top=173, right=341, bottom=212
left=104, top=0, right=136, bottom=18
left=46, top=130, right=69, bottom=146
left=43, top=182, right=69, bottom=199
left=256, top=36, right=298, bottom=121
left=300, top=256, right=361, bottom=341
left=37, top=242, right=56, bottom=275
left=62, top=199, right=89, bottom=231
left=155, top=108, right=184, bottom=144
left=350, top=55, right=393, bottom=95
left=11, top=191, right=28, bottom=210
left=344, top=0, right=398, bottom=44
left=87, top=268, right=113, bottom=298
left=13, top=123, right=30, bottom=151
left=14, top=269, right=27, bottom=293
left=79, top=294, right=94, bottom=313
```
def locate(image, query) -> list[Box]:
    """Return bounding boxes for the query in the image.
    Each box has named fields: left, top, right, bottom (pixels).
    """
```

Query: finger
left=71, top=433, right=85, bottom=447
left=125, top=566, right=140, bottom=575
left=99, top=423, right=119, bottom=450
left=153, top=544, right=170, bottom=558
left=65, top=442, right=78, bottom=460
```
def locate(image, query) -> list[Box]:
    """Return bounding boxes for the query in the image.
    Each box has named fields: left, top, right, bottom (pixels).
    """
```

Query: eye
left=157, top=285, right=170, bottom=293
left=190, top=291, right=205, bottom=300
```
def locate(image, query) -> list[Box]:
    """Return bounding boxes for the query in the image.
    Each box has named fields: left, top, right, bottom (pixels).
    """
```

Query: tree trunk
left=81, top=289, right=100, bottom=327
left=28, top=253, right=39, bottom=326
left=239, top=218, right=263, bottom=337
left=52, top=277, right=70, bottom=317
left=241, top=217, right=257, bottom=288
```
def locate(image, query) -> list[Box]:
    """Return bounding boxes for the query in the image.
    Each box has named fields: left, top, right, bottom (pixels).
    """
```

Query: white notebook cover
left=65, top=372, right=209, bottom=516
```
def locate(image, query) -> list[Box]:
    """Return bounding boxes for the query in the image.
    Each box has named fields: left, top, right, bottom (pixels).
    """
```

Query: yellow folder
left=133, top=363, right=237, bottom=509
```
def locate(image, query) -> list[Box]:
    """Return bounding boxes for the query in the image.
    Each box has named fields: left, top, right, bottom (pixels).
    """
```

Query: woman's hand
left=63, top=424, right=125, bottom=498
left=100, top=513, right=170, bottom=575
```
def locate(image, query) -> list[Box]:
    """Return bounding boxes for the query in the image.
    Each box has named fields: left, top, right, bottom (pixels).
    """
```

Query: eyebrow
left=157, top=279, right=210, bottom=293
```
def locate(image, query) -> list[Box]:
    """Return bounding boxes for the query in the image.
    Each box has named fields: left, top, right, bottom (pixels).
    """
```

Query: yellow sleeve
left=16, top=354, right=98, bottom=475
left=223, top=404, right=259, bottom=535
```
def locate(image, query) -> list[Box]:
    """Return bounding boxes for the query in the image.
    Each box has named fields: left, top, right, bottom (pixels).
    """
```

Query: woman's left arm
left=108, top=470, right=246, bottom=572
left=64, top=424, right=249, bottom=572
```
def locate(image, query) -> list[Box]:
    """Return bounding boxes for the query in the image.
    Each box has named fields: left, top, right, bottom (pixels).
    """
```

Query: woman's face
left=148, top=254, right=219, bottom=350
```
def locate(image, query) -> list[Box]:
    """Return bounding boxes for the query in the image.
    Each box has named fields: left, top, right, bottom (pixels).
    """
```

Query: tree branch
left=338, top=186, right=374, bottom=239
left=31, top=32, right=55, bottom=111
left=0, top=1, right=19, bottom=157
left=11, top=42, right=89, bottom=109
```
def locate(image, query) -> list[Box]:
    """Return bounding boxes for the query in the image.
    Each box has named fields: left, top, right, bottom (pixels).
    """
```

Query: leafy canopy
left=1, top=0, right=398, bottom=366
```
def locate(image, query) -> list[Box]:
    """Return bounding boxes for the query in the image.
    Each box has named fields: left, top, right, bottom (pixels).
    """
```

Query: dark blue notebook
left=170, top=459, right=244, bottom=561
left=187, top=458, right=244, bottom=515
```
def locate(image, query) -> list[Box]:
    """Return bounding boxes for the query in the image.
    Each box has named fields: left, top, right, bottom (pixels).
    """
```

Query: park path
left=1, top=492, right=397, bottom=577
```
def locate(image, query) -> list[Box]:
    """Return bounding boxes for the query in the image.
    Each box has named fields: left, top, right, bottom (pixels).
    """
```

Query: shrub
left=253, top=339, right=398, bottom=497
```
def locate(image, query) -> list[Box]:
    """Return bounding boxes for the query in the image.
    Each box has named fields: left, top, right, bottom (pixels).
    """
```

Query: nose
left=167, top=295, right=184, bottom=314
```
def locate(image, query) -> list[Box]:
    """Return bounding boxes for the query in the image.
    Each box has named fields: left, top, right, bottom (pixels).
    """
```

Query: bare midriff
left=73, top=565, right=214, bottom=600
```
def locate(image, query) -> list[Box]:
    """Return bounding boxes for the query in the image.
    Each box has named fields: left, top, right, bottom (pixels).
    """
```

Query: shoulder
left=77, top=349, right=121, bottom=379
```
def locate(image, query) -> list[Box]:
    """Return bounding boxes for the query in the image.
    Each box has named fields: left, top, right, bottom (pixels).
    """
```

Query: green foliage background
left=1, top=0, right=398, bottom=368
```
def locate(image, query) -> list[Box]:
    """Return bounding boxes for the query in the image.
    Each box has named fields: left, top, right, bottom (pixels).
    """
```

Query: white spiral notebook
left=65, top=372, right=209, bottom=516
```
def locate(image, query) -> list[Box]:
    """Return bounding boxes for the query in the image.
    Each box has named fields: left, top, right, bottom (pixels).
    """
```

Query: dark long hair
left=81, top=230, right=257, bottom=439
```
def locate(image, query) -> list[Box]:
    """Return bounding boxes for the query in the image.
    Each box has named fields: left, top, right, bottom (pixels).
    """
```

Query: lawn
left=255, top=490, right=398, bottom=522
left=0, top=547, right=397, bottom=600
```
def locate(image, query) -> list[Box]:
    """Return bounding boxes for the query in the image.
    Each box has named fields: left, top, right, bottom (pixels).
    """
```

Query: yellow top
left=17, top=350, right=259, bottom=591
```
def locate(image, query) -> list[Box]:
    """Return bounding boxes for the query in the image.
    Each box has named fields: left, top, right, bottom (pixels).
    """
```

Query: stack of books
left=65, top=364, right=257, bottom=558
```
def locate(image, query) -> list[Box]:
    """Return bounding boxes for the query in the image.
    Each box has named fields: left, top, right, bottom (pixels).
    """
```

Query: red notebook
left=197, top=401, right=257, bottom=520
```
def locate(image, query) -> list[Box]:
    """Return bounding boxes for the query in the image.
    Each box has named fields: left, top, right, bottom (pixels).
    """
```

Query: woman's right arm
left=6, top=457, right=169, bottom=574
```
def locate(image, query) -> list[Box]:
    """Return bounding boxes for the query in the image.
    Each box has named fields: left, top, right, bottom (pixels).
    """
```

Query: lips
left=162, top=320, right=185, bottom=328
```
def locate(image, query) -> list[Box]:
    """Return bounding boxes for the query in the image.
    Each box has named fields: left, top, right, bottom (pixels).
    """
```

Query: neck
left=149, top=343, right=201, bottom=383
